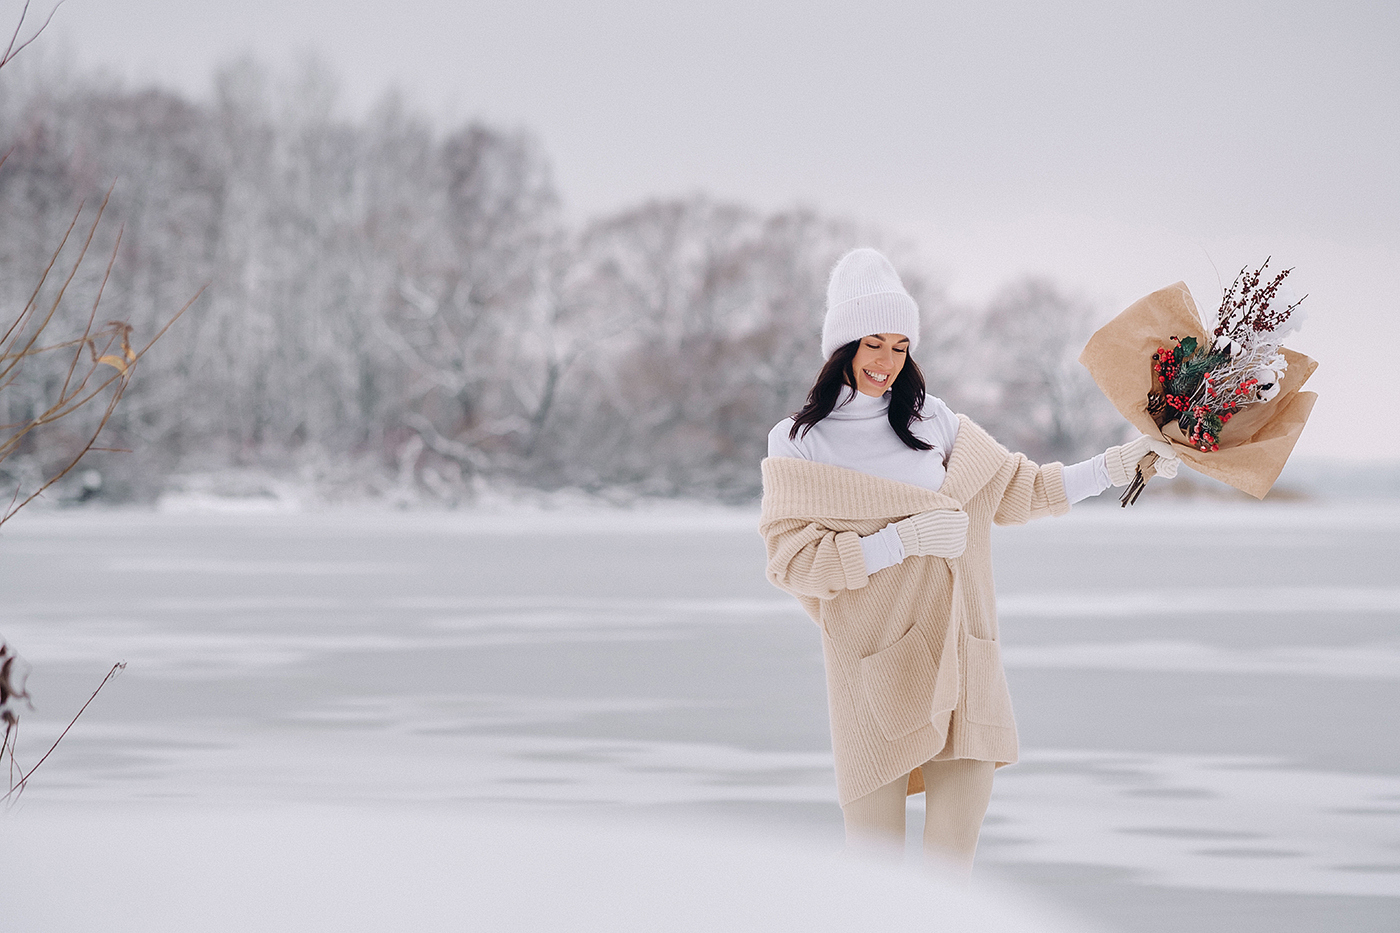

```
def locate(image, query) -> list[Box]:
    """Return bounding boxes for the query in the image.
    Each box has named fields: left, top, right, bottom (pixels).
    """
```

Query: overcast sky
left=11, top=0, right=1399, bottom=459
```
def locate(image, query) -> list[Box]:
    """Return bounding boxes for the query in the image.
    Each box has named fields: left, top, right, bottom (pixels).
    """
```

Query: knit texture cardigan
left=759, top=415, right=1071, bottom=806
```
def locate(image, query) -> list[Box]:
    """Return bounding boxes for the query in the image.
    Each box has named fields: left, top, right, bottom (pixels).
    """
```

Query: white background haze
left=35, top=0, right=1400, bottom=460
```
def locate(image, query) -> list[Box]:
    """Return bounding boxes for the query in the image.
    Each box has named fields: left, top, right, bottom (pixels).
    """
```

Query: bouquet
left=1080, top=261, right=1319, bottom=504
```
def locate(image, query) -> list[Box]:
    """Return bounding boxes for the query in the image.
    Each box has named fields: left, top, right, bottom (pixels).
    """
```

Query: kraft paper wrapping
left=1079, top=282, right=1318, bottom=500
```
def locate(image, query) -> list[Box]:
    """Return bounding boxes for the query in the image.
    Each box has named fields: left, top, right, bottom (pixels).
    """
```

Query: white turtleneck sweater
left=767, top=387, right=1110, bottom=572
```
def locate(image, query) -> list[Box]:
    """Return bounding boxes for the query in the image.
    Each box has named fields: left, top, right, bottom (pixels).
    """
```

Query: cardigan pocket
left=963, top=634, right=1015, bottom=728
left=859, top=624, right=939, bottom=742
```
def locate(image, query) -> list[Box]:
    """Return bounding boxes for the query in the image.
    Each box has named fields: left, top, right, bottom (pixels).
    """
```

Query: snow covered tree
left=1, top=49, right=1125, bottom=503
left=973, top=276, right=1122, bottom=464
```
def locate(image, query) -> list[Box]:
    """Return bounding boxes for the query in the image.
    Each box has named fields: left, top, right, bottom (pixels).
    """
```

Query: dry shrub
left=0, top=1, right=191, bottom=802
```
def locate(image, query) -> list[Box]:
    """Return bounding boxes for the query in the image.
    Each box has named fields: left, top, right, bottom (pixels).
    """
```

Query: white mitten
left=893, top=509, right=969, bottom=559
left=1150, top=440, right=1180, bottom=479
left=1105, top=435, right=1180, bottom=486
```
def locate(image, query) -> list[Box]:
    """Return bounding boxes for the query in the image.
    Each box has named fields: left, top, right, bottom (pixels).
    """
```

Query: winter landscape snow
left=1, top=499, right=1397, bottom=931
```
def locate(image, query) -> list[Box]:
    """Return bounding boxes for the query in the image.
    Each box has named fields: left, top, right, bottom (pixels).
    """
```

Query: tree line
left=0, top=58, right=1122, bottom=504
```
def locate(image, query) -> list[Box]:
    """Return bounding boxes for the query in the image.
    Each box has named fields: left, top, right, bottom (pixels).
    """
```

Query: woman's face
left=850, top=333, right=909, bottom=397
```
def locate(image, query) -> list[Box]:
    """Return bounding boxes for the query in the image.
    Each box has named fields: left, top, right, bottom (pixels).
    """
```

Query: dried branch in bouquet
left=1213, top=259, right=1305, bottom=348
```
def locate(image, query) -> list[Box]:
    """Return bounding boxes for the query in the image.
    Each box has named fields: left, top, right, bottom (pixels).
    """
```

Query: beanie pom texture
left=821, top=248, right=920, bottom=359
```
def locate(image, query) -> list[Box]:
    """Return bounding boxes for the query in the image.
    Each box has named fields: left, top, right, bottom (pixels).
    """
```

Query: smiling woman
left=760, top=247, right=1178, bottom=874
left=852, top=334, right=907, bottom=395
left=784, top=330, right=935, bottom=462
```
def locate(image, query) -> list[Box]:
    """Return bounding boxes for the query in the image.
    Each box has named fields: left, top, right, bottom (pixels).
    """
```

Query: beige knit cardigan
left=759, top=415, right=1071, bottom=806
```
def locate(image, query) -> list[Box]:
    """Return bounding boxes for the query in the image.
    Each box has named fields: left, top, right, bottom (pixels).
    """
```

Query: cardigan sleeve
left=991, top=455, right=1072, bottom=526
left=761, top=517, right=869, bottom=600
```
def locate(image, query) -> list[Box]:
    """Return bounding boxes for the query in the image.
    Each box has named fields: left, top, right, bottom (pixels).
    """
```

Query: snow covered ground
left=1, top=500, right=1397, bottom=931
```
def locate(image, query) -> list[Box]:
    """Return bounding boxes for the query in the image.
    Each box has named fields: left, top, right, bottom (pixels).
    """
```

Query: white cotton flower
left=1259, top=382, right=1282, bottom=402
left=1213, top=334, right=1241, bottom=357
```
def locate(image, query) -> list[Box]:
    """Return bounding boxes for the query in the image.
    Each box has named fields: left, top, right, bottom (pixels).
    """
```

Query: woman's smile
left=850, top=333, right=908, bottom=397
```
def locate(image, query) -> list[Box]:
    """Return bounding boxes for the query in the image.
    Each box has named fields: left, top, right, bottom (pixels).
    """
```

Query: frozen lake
left=1, top=500, right=1398, bottom=931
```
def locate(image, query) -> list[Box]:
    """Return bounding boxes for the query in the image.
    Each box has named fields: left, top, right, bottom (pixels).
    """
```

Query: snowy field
left=1, top=500, right=1398, bottom=931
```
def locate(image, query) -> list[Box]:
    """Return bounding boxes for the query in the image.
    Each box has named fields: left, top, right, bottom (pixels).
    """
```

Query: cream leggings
left=841, top=758, right=995, bottom=873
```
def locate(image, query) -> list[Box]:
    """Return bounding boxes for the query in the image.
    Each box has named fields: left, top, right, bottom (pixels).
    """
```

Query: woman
left=760, top=248, right=1176, bottom=873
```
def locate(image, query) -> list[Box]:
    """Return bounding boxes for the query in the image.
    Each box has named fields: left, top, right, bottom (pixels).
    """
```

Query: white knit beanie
left=821, top=248, right=920, bottom=359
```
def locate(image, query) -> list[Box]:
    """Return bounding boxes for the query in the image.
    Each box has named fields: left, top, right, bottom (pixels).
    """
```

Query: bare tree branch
left=0, top=0, right=63, bottom=70
left=2, top=661, right=125, bottom=806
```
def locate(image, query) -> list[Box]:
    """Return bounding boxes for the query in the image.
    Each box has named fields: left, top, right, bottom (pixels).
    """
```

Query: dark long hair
left=789, top=338, right=933, bottom=451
